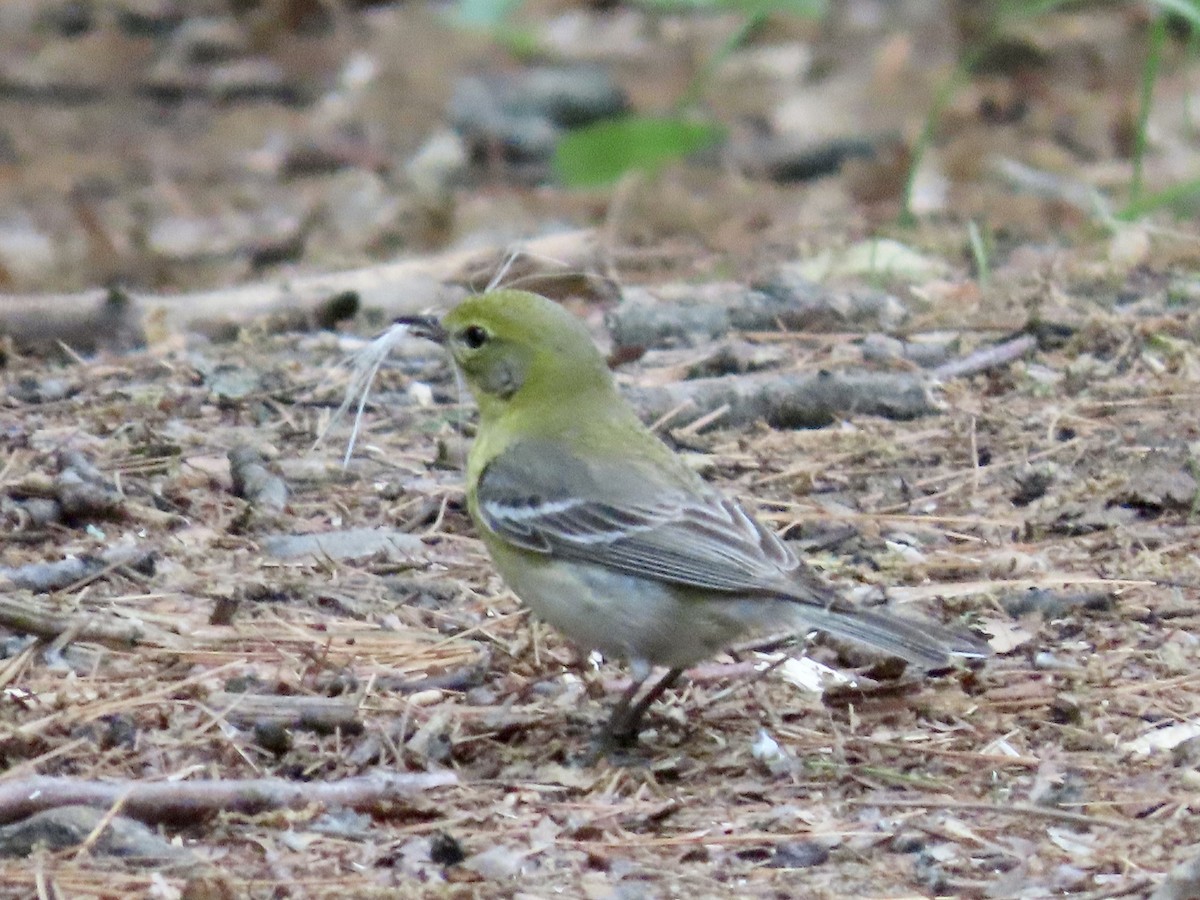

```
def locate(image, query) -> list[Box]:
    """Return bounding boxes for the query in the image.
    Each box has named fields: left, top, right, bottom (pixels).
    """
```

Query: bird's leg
left=605, top=674, right=648, bottom=739
left=607, top=667, right=684, bottom=743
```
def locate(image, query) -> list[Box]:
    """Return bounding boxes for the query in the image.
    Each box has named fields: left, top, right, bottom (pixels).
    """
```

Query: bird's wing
left=475, top=438, right=829, bottom=598
left=477, top=438, right=990, bottom=667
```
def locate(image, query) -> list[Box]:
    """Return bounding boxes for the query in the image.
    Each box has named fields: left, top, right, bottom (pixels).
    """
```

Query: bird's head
left=400, top=290, right=615, bottom=421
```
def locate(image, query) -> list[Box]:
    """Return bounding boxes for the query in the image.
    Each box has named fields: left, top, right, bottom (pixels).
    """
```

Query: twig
left=849, top=738, right=1043, bottom=768
left=0, top=594, right=176, bottom=649
left=207, top=691, right=364, bottom=734
left=74, top=788, right=134, bottom=860
left=931, top=334, right=1037, bottom=380
left=0, top=772, right=458, bottom=825
left=844, top=797, right=1128, bottom=828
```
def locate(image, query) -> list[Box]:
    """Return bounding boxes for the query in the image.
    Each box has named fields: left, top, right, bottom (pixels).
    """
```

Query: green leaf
left=553, top=116, right=725, bottom=187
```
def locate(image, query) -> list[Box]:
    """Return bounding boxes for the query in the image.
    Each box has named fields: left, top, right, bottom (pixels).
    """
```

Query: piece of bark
left=0, top=229, right=600, bottom=348
left=260, top=527, right=424, bottom=562
left=752, top=266, right=909, bottom=331
left=228, top=445, right=288, bottom=514
left=607, top=280, right=908, bottom=351
left=624, top=369, right=939, bottom=430
left=0, top=64, right=307, bottom=106
left=208, top=691, right=364, bottom=734
left=141, top=59, right=308, bottom=105
left=2, top=495, right=63, bottom=530
left=375, top=658, right=492, bottom=694
left=0, top=546, right=155, bottom=593
left=632, top=340, right=789, bottom=382
left=860, top=333, right=959, bottom=369
left=2, top=450, right=177, bottom=530
left=54, top=452, right=125, bottom=521
left=1114, top=452, right=1199, bottom=512
left=0, top=288, right=144, bottom=354
left=1000, top=589, right=1115, bottom=618
left=6, top=470, right=179, bottom=528
left=0, top=804, right=186, bottom=860
left=0, top=772, right=458, bottom=826
left=989, top=156, right=1102, bottom=216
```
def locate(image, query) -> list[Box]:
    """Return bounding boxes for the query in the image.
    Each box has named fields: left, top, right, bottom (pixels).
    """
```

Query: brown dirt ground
left=4, top=276, right=1200, bottom=897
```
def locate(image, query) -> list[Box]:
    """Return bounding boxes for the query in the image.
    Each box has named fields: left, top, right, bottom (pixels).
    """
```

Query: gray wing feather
left=477, top=439, right=811, bottom=596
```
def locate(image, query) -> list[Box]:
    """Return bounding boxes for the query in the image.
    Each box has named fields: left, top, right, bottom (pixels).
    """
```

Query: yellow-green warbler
left=400, top=290, right=987, bottom=741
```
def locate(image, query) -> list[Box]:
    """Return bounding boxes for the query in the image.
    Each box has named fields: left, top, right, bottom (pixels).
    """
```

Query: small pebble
left=253, top=721, right=293, bottom=756
left=769, top=840, right=829, bottom=868
left=889, top=831, right=925, bottom=854
left=430, top=832, right=466, bottom=866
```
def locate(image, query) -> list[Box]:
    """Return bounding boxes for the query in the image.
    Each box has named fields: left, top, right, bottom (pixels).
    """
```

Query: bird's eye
left=460, top=325, right=489, bottom=349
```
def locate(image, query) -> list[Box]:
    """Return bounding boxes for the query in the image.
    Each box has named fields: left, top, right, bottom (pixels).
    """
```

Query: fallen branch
left=0, top=592, right=177, bottom=649
left=624, top=369, right=940, bottom=430
left=0, top=772, right=457, bottom=825
left=0, top=68, right=306, bottom=107
left=607, top=279, right=907, bottom=351
left=5, top=452, right=180, bottom=529
left=617, top=332, right=1035, bottom=431
left=0, top=230, right=600, bottom=350
left=989, top=156, right=1105, bottom=217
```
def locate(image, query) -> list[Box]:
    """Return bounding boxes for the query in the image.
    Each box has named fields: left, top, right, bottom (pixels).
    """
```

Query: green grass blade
left=1117, top=177, right=1200, bottom=219
left=1131, top=15, right=1170, bottom=203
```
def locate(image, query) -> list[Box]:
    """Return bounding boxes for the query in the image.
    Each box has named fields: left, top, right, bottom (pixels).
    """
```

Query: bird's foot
left=573, top=727, right=653, bottom=767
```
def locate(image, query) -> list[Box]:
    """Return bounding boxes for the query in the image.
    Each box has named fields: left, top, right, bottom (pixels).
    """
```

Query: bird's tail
left=786, top=602, right=990, bottom=670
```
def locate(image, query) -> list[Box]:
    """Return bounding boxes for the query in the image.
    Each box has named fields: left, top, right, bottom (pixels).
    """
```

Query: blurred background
left=0, top=0, right=1195, bottom=295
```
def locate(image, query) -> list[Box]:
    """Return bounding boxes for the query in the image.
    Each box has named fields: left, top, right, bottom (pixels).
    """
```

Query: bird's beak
left=395, top=315, right=447, bottom=344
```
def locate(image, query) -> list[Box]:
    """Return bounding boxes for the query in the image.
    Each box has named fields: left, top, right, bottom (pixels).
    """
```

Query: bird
left=398, top=289, right=988, bottom=741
